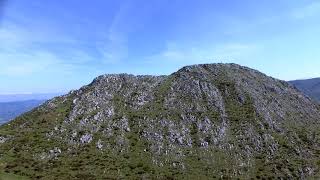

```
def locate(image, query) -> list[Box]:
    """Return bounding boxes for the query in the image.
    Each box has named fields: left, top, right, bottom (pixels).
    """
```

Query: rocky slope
left=290, top=78, right=320, bottom=102
left=1, top=63, right=320, bottom=179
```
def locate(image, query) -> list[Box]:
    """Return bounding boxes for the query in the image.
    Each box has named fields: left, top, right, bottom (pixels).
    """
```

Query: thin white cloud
left=97, top=0, right=160, bottom=64
left=0, top=1, right=119, bottom=75
left=97, top=32, right=128, bottom=64
left=0, top=0, right=158, bottom=69
left=0, top=18, right=78, bottom=50
left=146, top=42, right=259, bottom=65
left=0, top=8, right=102, bottom=77
left=212, top=43, right=258, bottom=59
left=96, top=1, right=132, bottom=64
left=0, top=51, right=61, bottom=76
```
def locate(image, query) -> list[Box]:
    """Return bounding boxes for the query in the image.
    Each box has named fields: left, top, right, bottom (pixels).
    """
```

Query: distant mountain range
left=0, top=93, right=61, bottom=102
left=0, top=93, right=62, bottom=124
left=0, top=100, right=45, bottom=124
left=289, top=78, right=320, bottom=102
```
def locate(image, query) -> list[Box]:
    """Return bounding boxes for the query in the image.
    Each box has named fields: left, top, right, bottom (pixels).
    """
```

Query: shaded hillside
left=289, top=78, right=320, bottom=102
left=1, top=63, right=320, bottom=179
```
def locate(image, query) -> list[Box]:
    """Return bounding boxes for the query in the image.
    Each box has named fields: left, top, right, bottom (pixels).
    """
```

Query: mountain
left=1, top=63, right=320, bottom=179
left=0, top=100, right=46, bottom=125
left=289, top=78, right=320, bottom=102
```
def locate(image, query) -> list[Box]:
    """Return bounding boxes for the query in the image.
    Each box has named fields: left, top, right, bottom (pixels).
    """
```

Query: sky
left=0, top=0, right=320, bottom=94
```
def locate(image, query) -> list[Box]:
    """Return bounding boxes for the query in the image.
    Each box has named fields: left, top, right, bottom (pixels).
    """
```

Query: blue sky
left=0, top=0, right=320, bottom=94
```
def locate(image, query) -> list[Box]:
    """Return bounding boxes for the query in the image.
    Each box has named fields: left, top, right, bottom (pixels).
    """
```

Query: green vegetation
left=0, top=172, right=29, bottom=180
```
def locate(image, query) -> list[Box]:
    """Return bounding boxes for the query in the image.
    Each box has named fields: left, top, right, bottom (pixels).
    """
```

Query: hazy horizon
left=0, top=92, right=62, bottom=102
left=0, top=64, right=319, bottom=95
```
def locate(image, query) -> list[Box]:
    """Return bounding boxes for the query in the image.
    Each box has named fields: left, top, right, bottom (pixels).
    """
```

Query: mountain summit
left=1, top=63, right=320, bottom=179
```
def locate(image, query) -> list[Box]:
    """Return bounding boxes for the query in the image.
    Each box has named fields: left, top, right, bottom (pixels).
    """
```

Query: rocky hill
left=290, top=78, right=320, bottom=102
left=1, top=63, right=320, bottom=179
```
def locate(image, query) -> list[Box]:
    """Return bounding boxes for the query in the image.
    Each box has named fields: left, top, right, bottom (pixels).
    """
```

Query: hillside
left=0, top=63, right=320, bottom=179
left=289, top=78, right=320, bottom=102
left=0, top=100, right=45, bottom=125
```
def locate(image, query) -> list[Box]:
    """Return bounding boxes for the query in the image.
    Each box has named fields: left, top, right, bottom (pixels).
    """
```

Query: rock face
left=1, top=63, right=320, bottom=179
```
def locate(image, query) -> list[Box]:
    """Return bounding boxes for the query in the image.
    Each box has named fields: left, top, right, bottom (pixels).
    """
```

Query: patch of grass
left=0, top=172, right=29, bottom=180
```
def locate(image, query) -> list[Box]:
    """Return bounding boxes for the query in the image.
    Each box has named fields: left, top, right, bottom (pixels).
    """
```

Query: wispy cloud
left=146, top=42, right=259, bottom=65
left=97, top=0, right=160, bottom=64
left=0, top=51, right=61, bottom=76
left=0, top=0, right=141, bottom=78
left=0, top=0, right=161, bottom=78
left=212, top=43, right=258, bottom=59
left=96, top=1, right=133, bottom=64
left=0, top=8, right=100, bottom=77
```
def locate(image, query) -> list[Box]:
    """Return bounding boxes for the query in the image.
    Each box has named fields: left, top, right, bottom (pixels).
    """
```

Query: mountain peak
left=175, top=63, right=266, bottom=79
left=178, top=63, right=247, bottom=71
left=1, top=64, right=320, bottom=179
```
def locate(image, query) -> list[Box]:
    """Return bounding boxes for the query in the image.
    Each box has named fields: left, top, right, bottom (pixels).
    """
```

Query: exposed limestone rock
left=0, top=136, right=8, bottom=143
